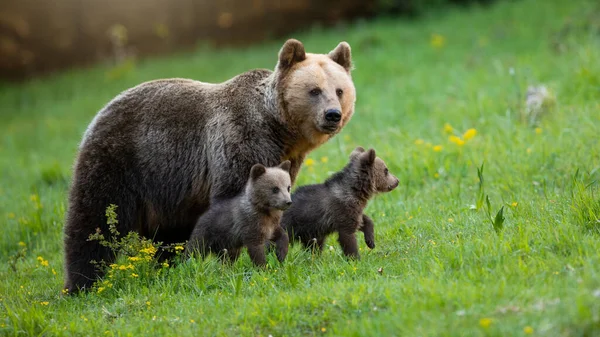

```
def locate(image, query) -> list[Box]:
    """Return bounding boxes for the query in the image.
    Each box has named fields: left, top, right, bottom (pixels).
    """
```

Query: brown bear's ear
left=278, top=39, right=306, bottom=69
left=360, top=149, right=376, bottom=166
left=250, top=164, right=267, bottom=180
left=349, top=146, right=365, bottom=160
left=278, top=160, right=292, bottom=172
left=328, top=42, right=352, bottom=72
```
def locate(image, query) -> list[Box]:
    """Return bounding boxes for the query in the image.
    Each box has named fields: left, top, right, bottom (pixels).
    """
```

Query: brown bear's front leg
left=64, top=229, right=113, bottom=293
left=246, top=244, right=267, bottom=267
left=271, top=226, right=289, bottom=263
left=337, top=231, right=359, bottom=259
left=360, top=214, right=376, bottom=249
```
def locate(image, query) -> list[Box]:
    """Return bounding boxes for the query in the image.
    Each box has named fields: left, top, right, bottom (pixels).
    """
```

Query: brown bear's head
left=350, top=147, right=400, bottom=195
left=248, top=160, right=293, bottom=212
left=275, top=39, right=356, bottom=149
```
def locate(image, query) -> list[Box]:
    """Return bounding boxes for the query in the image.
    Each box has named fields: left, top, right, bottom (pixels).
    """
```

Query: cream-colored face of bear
left=277, top=40, right=356, bottom=147
left=249, top=161, right=292, bottom=211
left=351, top=147, right=400, bottom=193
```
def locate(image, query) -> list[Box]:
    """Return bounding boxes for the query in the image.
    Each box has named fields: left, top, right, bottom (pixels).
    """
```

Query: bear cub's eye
left=384, top=168, right=389, bottom=175
left=272, top=187, right=280, bottom=194
left=309, top=88, right=322, bottom=96
left=336, top=89, right=343, bottom=97
left=287, top=186, right=291, bottom=192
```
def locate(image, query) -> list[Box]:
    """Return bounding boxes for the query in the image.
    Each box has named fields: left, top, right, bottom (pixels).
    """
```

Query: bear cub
left=186, top=161, right=292, bottom=266
left=280, top=147, right=399, bottom=259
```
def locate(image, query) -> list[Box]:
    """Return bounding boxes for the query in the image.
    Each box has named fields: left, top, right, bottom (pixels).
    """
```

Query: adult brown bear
left=63, top=39, right=356, bottom=292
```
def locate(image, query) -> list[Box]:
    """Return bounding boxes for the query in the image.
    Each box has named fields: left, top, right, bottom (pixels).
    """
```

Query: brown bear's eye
left=309, top=88, right=322, bottom=96
left=287, top=186, right=291, bottom=192
left=384, top=168, right=389, bottom=175
left=336, top=89, right=343, bottom=97
left=272, top=187, right=280, bottom=194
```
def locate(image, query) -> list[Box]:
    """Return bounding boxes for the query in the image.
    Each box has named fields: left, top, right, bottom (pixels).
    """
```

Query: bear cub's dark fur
left=186, top=161, right=292, bottom=266
left=280, top=147, right=399, bottom=258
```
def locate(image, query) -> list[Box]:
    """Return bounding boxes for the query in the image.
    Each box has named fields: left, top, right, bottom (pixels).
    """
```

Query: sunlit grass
left=1, top=0, right=600, bottom=335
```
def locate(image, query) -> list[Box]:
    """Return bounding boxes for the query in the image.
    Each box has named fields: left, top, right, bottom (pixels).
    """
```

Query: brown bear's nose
left=324, top=109, right=342, bottom=122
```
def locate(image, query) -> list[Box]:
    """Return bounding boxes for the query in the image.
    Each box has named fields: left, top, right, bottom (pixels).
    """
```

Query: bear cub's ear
left=360, top=148, right=376, bottom=166
left=328, top=42, right=352, bottom=72
left=349, top=146, right=365, bottom=161
left=250, top=164, right=267, bottom=180
left=278, top=39, right=306, bottom=69
left=278, top=160, right=292, bottom=172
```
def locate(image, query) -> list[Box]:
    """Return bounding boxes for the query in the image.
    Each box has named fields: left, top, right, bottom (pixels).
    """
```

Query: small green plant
left=485, top=196, right=505, bottom=235
left=476, top=163, right=485, bottom=210
left=474, top=163, right=505, bottom=234
left=87, top=204, right=185, bottom=294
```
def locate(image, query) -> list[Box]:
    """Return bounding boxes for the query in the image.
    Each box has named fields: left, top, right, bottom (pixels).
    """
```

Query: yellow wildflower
left=448, top=135, right=465, bottom=146
left=511, top=202, right=518, bottom=207
left=62, top=288, right=69, bottom=295
left=535, top=127, right=542, bottom=134
left=320, top=157, right=328, bottom=163
left=37, top=256, right=49, bottom=267
left=97, top=287, right=105, bottom=294
left=433, top=145, right=443, bottom=152
left=174, top=245, right=184, bottom=251
left=434, top=173, right=440, bottom=178
left=321, top=327, right=327, bottom=333
left=305, top=158, right=315, bottom=166
left=118, top=265, right=127, bottom=270
left=131, top=273, right=139, bottom=278
left=140, top=245, right=157, bottom=256
left=414, top=139, right=425, bottom=145
left=463, top=128, right=477, bottom=141
left=527, top=148, right=532, bottom=154
left=18, top=241, right=25, bottom=247
left=9, top=213, right=16, bottom=219
left=81, top=315, right=88, bottom=322
left=190, top=319, right=195, bottom=323
left=30, top=194, right=39, bottom=202
left=146, top=301, right=151, bottom=306
left=479, top=318, right=492, bottom=328
left=448, top=218, right=454, bottom=223
left=162, top=262, right=169, bottom=268
left=128, top=256, right=141, bottom=262
left=430, top=34, right=446, bottom=49
left=443, top=123, right=453, bottom=133
left=524, top=326, right=534, bottom=334
left=40, top=301, right=49, bottom=306
left=52, top=268, right=57, bottom=275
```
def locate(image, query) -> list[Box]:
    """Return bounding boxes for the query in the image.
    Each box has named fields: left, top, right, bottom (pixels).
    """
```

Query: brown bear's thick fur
left=63, top=39, right=356, bottom=292
left=280, top=147, right=399, bottom=259
left=186, top=161, right=292, bottom=266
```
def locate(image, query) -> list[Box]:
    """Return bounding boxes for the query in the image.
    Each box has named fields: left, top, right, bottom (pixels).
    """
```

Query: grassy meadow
left=1, top=0, right=600, bottom=335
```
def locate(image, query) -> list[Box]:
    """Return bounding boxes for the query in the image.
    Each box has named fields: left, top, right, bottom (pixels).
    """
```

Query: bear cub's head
left=349, top=147, right=400, bottom=195
left=247, top=161, right=293, bottom=212
left=275, top=39, right=356, bottom=145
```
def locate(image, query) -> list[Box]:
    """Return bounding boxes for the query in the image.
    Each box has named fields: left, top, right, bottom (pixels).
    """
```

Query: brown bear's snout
left=389, top=179, right=399, bottom=191
left=324, top=109, right=342, bottom=123
left=279, top=200, right=292, bottom=210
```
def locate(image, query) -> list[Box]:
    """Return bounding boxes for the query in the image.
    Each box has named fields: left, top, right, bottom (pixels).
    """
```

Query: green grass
left=2, top=0, right=600, bottom=335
